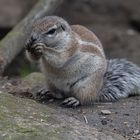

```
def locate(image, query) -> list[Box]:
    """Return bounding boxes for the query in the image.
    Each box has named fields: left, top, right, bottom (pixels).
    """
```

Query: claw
left=26, top=44, right=43, bottom=59
left=35, top=89, right=54, bottom=102
left=35, top=46, right=43, bottom=54
left=62, top=97, right=80, bottom=107
left=25, top=38, right=34, bottom=51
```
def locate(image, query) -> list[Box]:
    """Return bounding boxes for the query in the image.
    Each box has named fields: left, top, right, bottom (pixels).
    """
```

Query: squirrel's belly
left=48, top=75, right=81, bottom=93
left=49, top=77, right=72, bottom=93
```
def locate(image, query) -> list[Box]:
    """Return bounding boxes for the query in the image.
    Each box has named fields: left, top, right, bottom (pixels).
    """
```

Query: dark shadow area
left=0, top=27, right=12, bottom=39
left=3, top=50, right=39, bottom=77
left=130, top=19, right=140, bottom=32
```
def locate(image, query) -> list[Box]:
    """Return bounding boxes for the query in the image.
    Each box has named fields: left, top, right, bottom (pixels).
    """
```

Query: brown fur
left=26, top=16, right=107, bottom=106
left=71, top=25, right=103, bottom=48
left=80, top=44, right=103, bottom=57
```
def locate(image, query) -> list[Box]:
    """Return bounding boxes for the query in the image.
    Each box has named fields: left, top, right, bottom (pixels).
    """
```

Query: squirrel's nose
left=31, top=33, right=38, bottom=41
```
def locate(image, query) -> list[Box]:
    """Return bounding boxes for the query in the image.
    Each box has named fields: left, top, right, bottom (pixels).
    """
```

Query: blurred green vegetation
left=3, top=51, right=39, bottom=78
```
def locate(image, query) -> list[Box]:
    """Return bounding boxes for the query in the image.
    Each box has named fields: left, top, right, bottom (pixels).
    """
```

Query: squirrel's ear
left=61, top=23, right=66, bottom=31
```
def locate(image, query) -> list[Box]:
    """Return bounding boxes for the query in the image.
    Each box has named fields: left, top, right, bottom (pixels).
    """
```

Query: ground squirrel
left=25, top=16, right=140, bottom=107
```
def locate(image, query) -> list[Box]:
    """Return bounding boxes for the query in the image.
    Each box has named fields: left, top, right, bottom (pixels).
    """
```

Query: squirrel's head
left=26, top=16, right=72, bottom=51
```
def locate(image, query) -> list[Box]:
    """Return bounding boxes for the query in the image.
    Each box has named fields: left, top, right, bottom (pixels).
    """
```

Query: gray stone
left=0, top=73, right=126, bottom=140
left=0, top=92, right=126, bottom=140
left=101, top=110, right=112, bottom=115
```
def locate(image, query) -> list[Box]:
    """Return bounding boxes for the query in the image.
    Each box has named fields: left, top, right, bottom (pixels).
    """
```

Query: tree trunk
left=0, top=0, right=63, bottom=75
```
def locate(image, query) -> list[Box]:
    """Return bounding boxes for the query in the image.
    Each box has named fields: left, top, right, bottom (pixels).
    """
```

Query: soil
left=1, top=77, right=140, bottom=140
left=0, top=0, right=140, bottom=139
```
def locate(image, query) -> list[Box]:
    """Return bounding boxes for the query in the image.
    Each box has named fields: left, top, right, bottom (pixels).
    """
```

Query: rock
left=22, top=72, right=45, bottom=88
left=101, top=119, right=108, bottom=125
left=7, top=72, right=45, bottom=98
left=123, top=122, right=128, bottom=125
left=0, top=91, right=126, bottom=140
left=101, top=110, right=112, bottom=115
left=0, top=73, right=126, bottom=140
left=134, top=130, right=139, bottom=135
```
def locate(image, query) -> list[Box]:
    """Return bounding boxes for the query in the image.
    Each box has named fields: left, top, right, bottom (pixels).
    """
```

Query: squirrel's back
left=71, top=25, right=102, bottom=48
left=99, top=59, right=140, bottom=101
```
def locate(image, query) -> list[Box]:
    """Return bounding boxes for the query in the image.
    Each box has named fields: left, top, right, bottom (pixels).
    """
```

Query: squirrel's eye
left=46, top=28, right=56, bottom=35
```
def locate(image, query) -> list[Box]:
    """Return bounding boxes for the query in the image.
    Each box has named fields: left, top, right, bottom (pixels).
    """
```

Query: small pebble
left=134, top=130, right=139, bottom=135
left=123, top=122, right=128, bottom=125
left=123, top=113, right=130, bottom=116
left=29, top=116, right=34, bottom=119
left=49, top=99, right=54, bottom=102
left=101, top=119, right=107, bottom=125
left=6, top=82, right=12, bottom=86
left=138, top=135, right=140, bottom=139
left=101, top=110, right=112, bottom=115
left=127, top=29, right=135, bottom=35
left=41, top=119, right=45, bottom=122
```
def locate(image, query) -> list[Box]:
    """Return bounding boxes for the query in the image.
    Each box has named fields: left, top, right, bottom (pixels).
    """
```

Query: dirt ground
left=1, top=77, right=140, bottom=140
left=0, top=0, right=140, bottom=139
left=57, top=97, right=140, bottom=140
left=45, top=97, right=140, bottom=140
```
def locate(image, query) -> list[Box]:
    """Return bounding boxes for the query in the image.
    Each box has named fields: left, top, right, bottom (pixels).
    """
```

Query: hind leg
left=62, top=75, right=103, bottom=107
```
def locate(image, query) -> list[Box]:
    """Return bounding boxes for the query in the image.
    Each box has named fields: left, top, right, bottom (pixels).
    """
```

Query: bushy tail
left=99, top=59, right=140, bottom=102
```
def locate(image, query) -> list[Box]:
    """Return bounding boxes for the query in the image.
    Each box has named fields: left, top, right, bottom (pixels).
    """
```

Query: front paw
left=26, top=43, right=43, bottom=57
left=34, top=88, right=54, bottom=102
